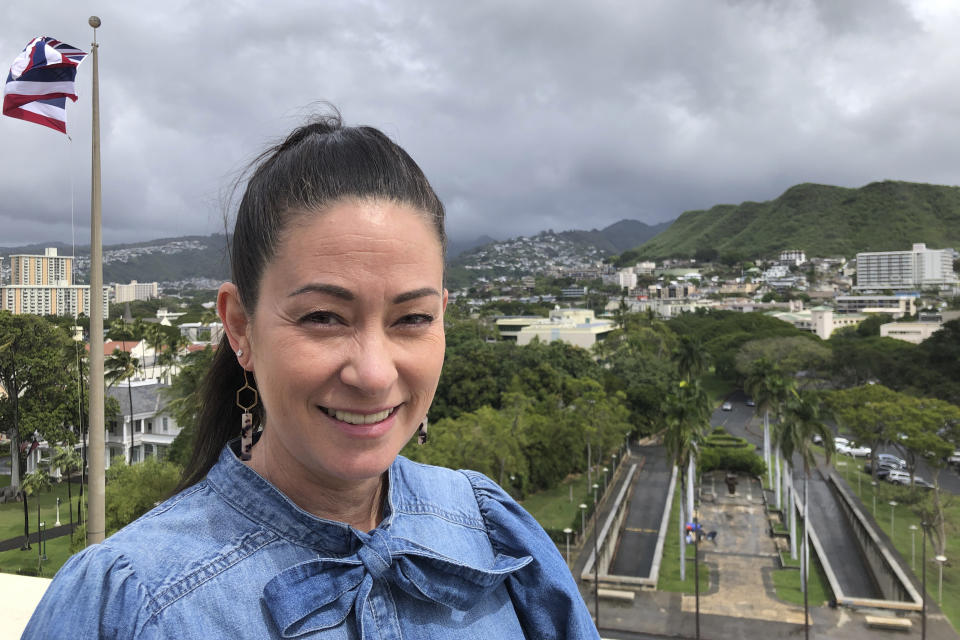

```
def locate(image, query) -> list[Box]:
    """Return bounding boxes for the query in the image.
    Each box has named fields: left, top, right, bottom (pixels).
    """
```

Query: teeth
left=329, top=408, right=393, bottom=425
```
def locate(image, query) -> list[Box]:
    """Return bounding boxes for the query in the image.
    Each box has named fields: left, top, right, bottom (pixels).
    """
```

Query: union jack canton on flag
left=3, top=36, right=88, bottom=134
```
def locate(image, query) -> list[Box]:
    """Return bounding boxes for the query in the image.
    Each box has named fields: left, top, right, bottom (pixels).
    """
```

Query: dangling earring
left=417, top=417, right=429, bottom=445
left=236, top=369, right=258, bottom=461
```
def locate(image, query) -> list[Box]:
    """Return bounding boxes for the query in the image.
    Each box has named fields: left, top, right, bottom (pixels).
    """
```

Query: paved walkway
left=682, top=473, right=805, bottom=625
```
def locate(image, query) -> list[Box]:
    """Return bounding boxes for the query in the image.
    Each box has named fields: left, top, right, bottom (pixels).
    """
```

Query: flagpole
left=86, top=15, right=105, bottom=546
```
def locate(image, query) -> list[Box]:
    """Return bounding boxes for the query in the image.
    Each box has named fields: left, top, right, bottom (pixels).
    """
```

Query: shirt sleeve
left=22, top=543, right=155, bottom=640
left=463, top=470, right=600, bottom=640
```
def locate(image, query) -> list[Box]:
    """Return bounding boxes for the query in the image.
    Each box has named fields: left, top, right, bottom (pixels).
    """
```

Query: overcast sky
left=2, top=0, right=960, bottom=247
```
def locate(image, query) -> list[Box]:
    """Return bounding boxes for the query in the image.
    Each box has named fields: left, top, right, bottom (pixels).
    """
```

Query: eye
left=396, top=313, right=434, bottom=327
left=300, top=311, right=343, bottom=326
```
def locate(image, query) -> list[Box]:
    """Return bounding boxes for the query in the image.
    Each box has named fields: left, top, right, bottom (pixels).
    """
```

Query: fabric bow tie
left=263, top=528, right=532, bottom=638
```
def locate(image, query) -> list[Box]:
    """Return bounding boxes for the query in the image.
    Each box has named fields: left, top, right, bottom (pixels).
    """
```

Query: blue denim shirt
left=24, top=443, right=598, bottom=639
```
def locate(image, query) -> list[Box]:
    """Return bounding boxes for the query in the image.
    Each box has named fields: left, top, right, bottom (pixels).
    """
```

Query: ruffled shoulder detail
left=23, top=542, right=157, bottom=639
left=462, top=469, right=602, bottom=640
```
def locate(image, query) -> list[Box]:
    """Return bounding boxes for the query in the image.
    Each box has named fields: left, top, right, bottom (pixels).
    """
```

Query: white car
left=721, top=402, right=733, bottom=411
left=886, top=470, right=933, bottom=488
left=836, top=441, right=872, bottom=457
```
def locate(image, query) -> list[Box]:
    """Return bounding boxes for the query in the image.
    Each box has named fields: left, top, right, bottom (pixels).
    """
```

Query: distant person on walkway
left=23, top=111, right=597, bottom=639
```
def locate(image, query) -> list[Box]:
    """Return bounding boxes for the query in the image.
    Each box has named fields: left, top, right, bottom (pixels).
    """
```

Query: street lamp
left=836, top=460, right=847, bottom=483
left=563, top=527, right=573, bottom=564
left=921, top=522, right=928, bottom=640
left=593, top=483, right=600, bottom=505
left=579, top=503, right=588, bottom=538
left=910, top=525, right=918, bottom=570
left=871, top=481, right=878, bottom=516
left=602, top=467, right=609, bottom=493
left=889, top=501, right=897, bottom=535
left=935, top=555, right=947, bottom=605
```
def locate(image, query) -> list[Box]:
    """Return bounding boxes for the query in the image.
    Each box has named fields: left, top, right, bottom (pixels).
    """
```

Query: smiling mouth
left=319, top=406, right=399, bottom=425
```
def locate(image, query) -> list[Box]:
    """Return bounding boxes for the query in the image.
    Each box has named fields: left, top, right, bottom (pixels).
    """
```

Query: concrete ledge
left=864, top=614, right=912, bottom=630
left=597, top=588, right=636, bottom=602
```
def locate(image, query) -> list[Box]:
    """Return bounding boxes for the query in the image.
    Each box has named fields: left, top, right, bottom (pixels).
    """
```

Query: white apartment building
left=855, top=243, right=958, bottom=290
left=635, top=261, right=656, bottom=276
left=113, top=280, right=159, bottom=303
left=617, top=269, right=638, bottom=290
left=1, top=284, right=109, bottom=317
left=835, top=295, right=917, bottom=318
left=780, top=250, right=806, bottom=266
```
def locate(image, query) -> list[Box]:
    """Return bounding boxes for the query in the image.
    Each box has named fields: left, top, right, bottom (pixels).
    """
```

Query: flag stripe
left=3, top=36, right=87, bottom=135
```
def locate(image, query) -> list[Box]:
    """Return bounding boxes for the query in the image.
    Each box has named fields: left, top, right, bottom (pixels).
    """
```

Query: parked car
left=837, top=441, right=872, bottom=457
left=874, top=453, right=906, bottom=469
left=863, top=461, right=900, bottom=480
left=885, top=470, right=934, bottom=488
left=947, top=450, right=960, bottom=468
left=721, top=402, right=733, bottom=411
left=745, top=398, right=756, bottom=407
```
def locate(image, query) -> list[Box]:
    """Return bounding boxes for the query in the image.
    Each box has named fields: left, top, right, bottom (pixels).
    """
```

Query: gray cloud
left=2, top=0, right=959, bottom=247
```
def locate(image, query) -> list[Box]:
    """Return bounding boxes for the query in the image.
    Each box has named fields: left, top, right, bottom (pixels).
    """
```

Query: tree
left=776, top=390, right=833, bottom=640
left=735, top=336, right=832, bottom=382
left=164, top=347, right=215, bottom=467
left=673, top=335, right=710, bottom=381
left=20, top=469, right=51, bottom=550
left=663, top=379, right=709, bottom=582
left=49, top=445, right=83, bottom=532
left=0, top=312, right=78, bottom=491
left=828, top=384, right=906, bottom=484
left=105, top=348, right=140, bottom=464
left=103, top=457, right=181, bottom=535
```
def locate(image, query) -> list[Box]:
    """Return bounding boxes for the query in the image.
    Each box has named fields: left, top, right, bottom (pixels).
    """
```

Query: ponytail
left=176, top=333, right=262, bottom=490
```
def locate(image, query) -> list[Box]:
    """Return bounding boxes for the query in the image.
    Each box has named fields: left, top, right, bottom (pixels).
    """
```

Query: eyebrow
left=288, top=283, right=440, bottom=304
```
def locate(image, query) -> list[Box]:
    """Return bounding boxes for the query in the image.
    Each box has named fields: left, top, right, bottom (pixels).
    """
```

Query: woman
left=24, top=114, right=598, bottom=639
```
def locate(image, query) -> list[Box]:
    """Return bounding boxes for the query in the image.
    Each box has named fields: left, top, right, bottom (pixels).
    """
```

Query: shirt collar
left=205, top=440, right=397, bottom=554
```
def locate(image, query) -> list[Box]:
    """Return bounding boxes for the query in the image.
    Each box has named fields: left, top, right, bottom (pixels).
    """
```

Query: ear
left=441, top=288, right=449, bottom=313
left=218, top=282, right=252, bottom=369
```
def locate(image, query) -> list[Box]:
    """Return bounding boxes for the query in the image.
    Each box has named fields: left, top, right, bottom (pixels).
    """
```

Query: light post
left=889, top=501, right=897, bottom=535
left=579, top=503, right=588, bottom=538
left=836, top=460, right=847, bottom=483
left=871, top=481, right=878, bottom=516
left=563, top=527, right=573, bottom=565
left=857, top=464, right=861, bottom=493
left=602, top=467, right=609, bottom=494
left=55, top=497, right=62, bottom=527
left=593, top=483, right=599, bottom=506
left=935, top=555, right=947, bottom=605
left=921, top=522, right=928, bottom=640
left=910, top=525, right=918, bottom=570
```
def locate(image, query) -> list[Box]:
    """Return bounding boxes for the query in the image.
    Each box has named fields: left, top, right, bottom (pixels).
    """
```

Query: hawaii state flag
left=3, top=36, right=88, bottom=134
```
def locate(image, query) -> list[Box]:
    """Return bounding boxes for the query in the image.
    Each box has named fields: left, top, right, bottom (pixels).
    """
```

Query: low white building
left=770, top=306, right=865, bottom=340
left=880, top=321, right=943, bottom=344
left=496, top=307, right=616, bottom=349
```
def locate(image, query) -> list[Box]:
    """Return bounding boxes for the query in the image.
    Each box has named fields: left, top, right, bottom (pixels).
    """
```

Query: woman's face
left=240, top=199, right=446, bottom=486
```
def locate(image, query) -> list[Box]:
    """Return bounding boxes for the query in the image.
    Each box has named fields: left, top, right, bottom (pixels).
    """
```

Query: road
left=608, top=446, right=671, bottom=578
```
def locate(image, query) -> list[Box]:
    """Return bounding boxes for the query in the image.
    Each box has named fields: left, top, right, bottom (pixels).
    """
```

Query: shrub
left=699, top=446, right=766, bottom=476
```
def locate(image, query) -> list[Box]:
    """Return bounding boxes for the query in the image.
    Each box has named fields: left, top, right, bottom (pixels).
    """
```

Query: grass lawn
left=521, top=471, right=599, bottom=533
left=771, top=555, right=833, bottom=608
left=0, top=479, right=85, bottom=543
left=0, top=535, right=72, bottom=577
left=842, top=463, right=959, bottom=630
left=657, top=487, right=710, bottom=593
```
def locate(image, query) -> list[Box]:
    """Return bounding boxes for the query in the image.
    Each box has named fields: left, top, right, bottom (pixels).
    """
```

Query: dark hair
left=178, top=111, right=446, bottom=490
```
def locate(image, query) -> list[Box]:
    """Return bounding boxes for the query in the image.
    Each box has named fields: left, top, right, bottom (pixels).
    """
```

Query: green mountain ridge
left=634, top=180, right=960, bottom=260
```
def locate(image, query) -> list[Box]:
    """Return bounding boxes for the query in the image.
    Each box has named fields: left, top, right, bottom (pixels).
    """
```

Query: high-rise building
left=10, top=247, right=73, bottom=285
left=855, top=243, right=958, bottom=290
left=113, top=280, right=159, bottom=303
left=0, top=247, right=109, bottom=318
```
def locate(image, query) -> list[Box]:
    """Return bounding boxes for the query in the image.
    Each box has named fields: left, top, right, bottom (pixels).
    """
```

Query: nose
left=339, top=329, right=399, bottom=394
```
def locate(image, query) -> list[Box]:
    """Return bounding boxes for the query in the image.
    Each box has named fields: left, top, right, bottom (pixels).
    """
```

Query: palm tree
left=49, top=446, right=82, bottom=532
left=673, top=335, right=710, bottom=381
left=106, top=348, right=140, bottom=464
left=20, top=469, right=51, bottom=550
left=775, top=390, right=834, bottom=640
left=144, top=324, right=166, bottom=380
left=744, top=359, right=787, bottom=501
left=663, top=379, right=709, bottom=582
